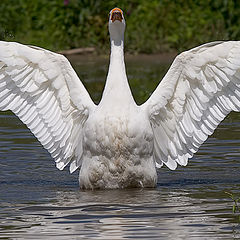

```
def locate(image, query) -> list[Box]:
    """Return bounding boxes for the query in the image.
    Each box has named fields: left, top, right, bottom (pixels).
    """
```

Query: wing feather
left=0, top=41, right=95, bottom=172
left=144, top=41, right=240, bottom=169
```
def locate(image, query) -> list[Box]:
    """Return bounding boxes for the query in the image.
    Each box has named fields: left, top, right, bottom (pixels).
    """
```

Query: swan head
left=109, top=8, right=125, bottom=45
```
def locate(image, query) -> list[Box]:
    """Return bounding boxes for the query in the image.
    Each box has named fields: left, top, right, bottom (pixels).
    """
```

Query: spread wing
left=143, top=41, right=240, bottom=170
left=0, top=41, right=96, bottom=172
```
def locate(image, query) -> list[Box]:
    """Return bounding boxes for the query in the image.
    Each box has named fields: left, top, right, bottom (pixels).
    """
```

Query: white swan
left=0, top=7, right=240, bottom=189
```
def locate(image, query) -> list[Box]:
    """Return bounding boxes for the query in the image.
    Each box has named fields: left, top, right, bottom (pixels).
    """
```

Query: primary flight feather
left=0, top=8, right=239, bottom=189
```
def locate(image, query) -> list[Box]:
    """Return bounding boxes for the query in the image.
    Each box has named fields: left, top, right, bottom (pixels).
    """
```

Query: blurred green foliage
left=1, top=0, right=240, bottom=53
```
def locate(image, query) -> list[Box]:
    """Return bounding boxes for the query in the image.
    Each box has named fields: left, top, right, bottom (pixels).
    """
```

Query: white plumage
left=0, top=8, right=240, bottom=189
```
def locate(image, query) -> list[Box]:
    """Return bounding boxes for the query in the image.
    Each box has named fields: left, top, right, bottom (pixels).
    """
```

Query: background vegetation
left=1, top=0, right=240, bottom=54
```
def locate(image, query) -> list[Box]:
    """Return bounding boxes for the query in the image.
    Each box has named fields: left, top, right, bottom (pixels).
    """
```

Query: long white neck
left=99, top=24, right=135, bottom=107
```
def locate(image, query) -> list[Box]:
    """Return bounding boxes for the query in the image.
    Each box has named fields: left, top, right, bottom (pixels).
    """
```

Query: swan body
left=81, top=105, right=157, bottom=189
left=0, top=8, right=240, bottom=189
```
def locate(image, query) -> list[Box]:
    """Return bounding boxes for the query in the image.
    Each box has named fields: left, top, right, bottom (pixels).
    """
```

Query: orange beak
left=111, top=8, right=123, bottom=22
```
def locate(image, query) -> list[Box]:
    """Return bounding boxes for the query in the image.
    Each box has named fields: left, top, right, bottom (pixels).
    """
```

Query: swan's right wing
left=143, top=41, right=240, bottom=170
left=0, top=41, right=96, bottom=172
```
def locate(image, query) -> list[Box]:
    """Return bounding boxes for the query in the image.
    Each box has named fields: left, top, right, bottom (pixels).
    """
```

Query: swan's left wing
left=0, top=41, right=96, bottom=172
left=143, top=41, right=240, bottom=170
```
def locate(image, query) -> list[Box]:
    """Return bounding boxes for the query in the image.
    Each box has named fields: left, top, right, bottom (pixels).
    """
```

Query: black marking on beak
left=111, top=11, right=123, bottom=22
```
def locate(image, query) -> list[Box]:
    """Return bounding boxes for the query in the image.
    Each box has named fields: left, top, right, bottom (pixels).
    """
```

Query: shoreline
left=60, top=47, right=178, bottom=64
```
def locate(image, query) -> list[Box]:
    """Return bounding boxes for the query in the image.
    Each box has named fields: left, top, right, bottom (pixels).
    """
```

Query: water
left=0, top=54, right=240, bottom=239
